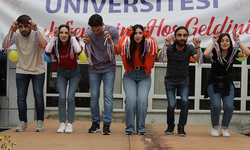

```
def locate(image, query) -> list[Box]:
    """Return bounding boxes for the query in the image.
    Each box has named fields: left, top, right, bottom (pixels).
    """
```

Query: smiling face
left=59, top=27, right=69, bottom=45
left=133, top=28, right=143, bottom=44
left=18, top=23, right=31, bottom=37
left=220, top=35, right=231, bottom=51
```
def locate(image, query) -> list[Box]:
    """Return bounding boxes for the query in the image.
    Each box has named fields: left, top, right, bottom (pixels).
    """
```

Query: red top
left=45, top=44, right=79, bottom=71
left=117, top=31, right=158, bottom=75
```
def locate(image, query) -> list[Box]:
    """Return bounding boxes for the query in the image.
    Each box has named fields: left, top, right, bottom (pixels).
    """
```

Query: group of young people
left=2, top=14, right=250, bottom=137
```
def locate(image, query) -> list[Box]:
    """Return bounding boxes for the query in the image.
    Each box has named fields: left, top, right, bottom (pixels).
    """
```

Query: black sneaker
left=102, top=123, right=111, bottom=135
left=178, top=126, right=186, bottom=136
left=137, top=132, right=146, bottom=135
left=88, top=122, right=100, bottom=133
left=125, top=131, right=133, bottom=135
left=165, top=126, right=174, bottom=135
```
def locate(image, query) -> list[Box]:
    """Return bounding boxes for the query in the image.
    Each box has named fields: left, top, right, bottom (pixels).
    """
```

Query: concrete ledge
left=0, top=119, right=249, bottom=150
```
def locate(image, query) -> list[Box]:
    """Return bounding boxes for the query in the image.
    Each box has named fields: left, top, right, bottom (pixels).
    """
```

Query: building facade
left=0, top=52, right=250, bottom=134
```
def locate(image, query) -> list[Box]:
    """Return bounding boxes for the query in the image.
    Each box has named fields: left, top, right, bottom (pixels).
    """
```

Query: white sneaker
left=221, top=128, right=230, bottom=137
left=65, top=123, right=73, bottom=134
left=35, top=120, right=44, bottom=132
left=57, top=123, right=66, bottom=133
left=211, top=128, right=219, bottom=137
left=15, top=121, right=28, bottom=132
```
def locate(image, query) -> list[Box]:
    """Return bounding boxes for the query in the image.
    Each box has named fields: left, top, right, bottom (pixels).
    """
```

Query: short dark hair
left=88, top=14, right=103, bottom=27
left=17, top=14, right=31, bottom=24
left=174, top=26, right=189, bottom=37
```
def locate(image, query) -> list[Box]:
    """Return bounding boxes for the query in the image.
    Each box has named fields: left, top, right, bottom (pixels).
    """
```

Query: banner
left=0, top=0, right=250, bottom=47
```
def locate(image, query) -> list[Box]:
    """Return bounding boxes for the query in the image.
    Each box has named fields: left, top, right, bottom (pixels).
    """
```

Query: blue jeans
left=207, top=83, right=234, bottom=129
left=123, top=69, right=151, bottom=133
left=165, top=83, right=189, bottom=128
left=57, top=65, right=80, bottom=123
left=16, top=73, right=45, bottom=123
left=89, top=71, right=115, bottom=125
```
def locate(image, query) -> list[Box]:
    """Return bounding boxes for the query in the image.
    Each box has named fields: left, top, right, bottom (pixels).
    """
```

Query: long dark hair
left=218, top=33, right=233, bottom=54
left=58, top=24, right=71, bottom=50
left=53, top=24, right=71, bottom=60
left=127, top=24, right=146, bottom=66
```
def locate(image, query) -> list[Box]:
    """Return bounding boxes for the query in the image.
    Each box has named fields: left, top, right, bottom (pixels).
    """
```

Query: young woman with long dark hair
left=45, top=25, right=82, bottom=133
left=204, top=31, right=250, bottom=137
left=106, top=24, right=158, bottom=135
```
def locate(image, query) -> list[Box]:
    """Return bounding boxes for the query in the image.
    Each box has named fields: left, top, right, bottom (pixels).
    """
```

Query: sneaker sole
left=125, top=133, right=133, bottom=135
left=211, top=132, right=219, bottom=137
left=15, top=128, right=28, bottom=132
left=178, top=134, right=186, bottom=137
left=88, top=128, right=100, bottom=133
left=165, top=132, right=173, bottom=135
left=102, top=131, right=111, bottom=135
left=35, top=128, right=44, bottom=132
left=65, top=131, right=73, bottom=134
left=35, top=129, right=44, bottom=132
left=221, top=134, right=230, bottom=137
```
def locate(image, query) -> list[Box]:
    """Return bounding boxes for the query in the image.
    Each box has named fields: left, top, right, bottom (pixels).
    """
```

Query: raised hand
left=69, top=27, right=74, bottom=37
left=143, top=26, right=149, bottom=33
left=53, top=26, right=59, bottom=37
left=28, top=20, right=38, bottom=31
left=127, top=25, right=133, bottom=32
left=164, top=36, right=174, bottom=46
left=232, top=29, right=239, bottom=42
left=213, top=31, right=219, bottom=42
left=104, top=31, right=113, bottom=43
left=193, top=37, right=201, bottom=48
left=83, top=33, right=90, bottom=45
left=11, top=21, right=18, bottom=31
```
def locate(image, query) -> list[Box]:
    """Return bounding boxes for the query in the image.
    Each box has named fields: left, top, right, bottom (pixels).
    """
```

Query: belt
left=213, top=73, right=231, bottom=79
left=134, top=66, right=143, bottom=70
